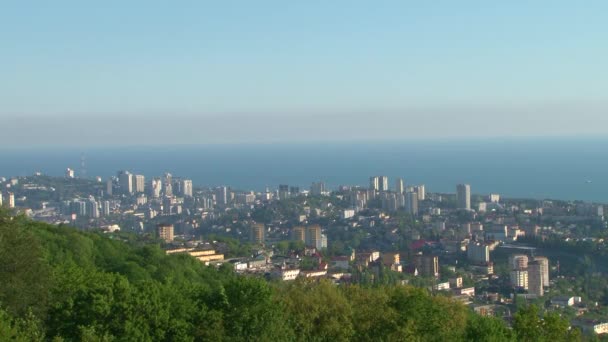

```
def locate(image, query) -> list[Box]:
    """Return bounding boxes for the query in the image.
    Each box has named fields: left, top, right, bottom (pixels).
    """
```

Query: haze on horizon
left=2, top=1, right=608, bottom=146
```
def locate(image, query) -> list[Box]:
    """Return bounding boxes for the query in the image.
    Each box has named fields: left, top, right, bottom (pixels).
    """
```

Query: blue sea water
left=1, top=138, right=607, bottom=203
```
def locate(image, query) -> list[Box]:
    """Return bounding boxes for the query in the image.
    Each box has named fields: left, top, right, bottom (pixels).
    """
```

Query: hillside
left=0, top=210, right=581, bottom=341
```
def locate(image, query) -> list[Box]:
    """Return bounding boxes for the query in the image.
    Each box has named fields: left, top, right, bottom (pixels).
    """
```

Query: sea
left=1, top=138, right=607, bottom=203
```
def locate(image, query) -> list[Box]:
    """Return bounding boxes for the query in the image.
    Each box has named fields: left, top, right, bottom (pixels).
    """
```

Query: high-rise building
left=70, top=200, right=86, bottom=216
left=369, top=176, right=388, bottom=192
left=87, top=199, right=100, bottom=218
left=370, top=176, right=379, bottom=191
left=534, top=256, right=550, bottom=287
left=278, top=184, right=290, bottom=200
left=528, top=260, right=544, bottom=296
left=379, top=176, right=388, bottom=192
left=101, top=200, right=111, bottom=216
left=118, top=171, right=133, bottom=194
left=306, top=225, right=323, bottom=249
left=106, top=179, right=113, bottom=196
left=395, top=178, right=404, bottom=194
left=65, top=168, right=75, bottom=179
left=133, top=174, right=145, bottom=193
left=381, top=192, right=398, bottom=212
left=163, top=173, right=173, bottom=197
left=310, top=182, right=326, bottom=196
left=6, top=192, right=15, bottom=208
left=157, top=224, right=174, bottom=242
left=405, top=191, right=419, bottom=215
left=456, top=184, right=471, bottom=210
left=414, top=255, right=439, bottom=278
left=510, top=269, right=528, bottom=289
left=489, top=194, right=500, bottom=203
left=415, top=184, right=426, bottom=201
left=250, top=223, right=265, bottom=245
left=215, top=186, right=228, bottom=206
left=467, top=241, right=490, bottom=264
left=292, top=226, right=306, bottom=242
left=181, top=179, right=193, bottom=197
left=151, top=178, right=162, bottom=198
left=509, top=254, right=529, bottom=270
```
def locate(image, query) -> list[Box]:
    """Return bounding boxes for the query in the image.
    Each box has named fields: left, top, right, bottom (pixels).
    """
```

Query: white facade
left=510, top=269, right=528, bottom=289
left=415, top=184, right=426, bottom=201
left=182, top=179, right=193, bottom=197
left=133, top=174, right=145, bottom=193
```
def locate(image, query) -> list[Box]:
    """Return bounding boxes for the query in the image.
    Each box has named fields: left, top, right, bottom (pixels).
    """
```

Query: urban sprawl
left=2, top=170, right=608, bottom=335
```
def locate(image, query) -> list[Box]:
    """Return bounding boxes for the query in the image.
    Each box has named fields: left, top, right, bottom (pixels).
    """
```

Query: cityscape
left=3, top=1, right=608, bottom=340
left=3, top=167, right=608, bottom=337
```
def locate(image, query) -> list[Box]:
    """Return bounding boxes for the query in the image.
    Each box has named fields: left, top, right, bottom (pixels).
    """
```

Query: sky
left=1, top=1, right=608, bottom=146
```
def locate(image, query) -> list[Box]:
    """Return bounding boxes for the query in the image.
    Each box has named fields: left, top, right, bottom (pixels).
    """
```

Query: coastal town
left=3, top=170, right=608, bottom=335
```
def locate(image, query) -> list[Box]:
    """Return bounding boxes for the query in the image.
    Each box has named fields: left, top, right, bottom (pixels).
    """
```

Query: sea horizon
left=1, top=137, right=607, bottom=203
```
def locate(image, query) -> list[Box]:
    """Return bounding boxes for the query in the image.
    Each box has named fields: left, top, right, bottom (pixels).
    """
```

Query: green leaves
left=0, top=210, right=578, bottom=341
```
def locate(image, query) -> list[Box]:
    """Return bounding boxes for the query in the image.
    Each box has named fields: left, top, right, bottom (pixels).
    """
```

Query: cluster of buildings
left=508, top=254, right=550, bottom=297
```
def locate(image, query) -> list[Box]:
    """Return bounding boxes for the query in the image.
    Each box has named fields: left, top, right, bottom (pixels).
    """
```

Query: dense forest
left=0, top=210, right=585, bottom=341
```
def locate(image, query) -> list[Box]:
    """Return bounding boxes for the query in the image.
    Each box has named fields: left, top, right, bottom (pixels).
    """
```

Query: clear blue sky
left=1, top=1, right=607, bottom=145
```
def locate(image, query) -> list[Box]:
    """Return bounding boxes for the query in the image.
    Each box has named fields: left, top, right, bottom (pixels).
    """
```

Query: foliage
left=0, top=210, right=583, bottom=341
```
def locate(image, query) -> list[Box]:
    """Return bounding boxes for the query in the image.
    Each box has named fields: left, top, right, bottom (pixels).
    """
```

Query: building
left=414, top=255, right=439, bottom=278
left=551, top=296, right=580, bottom=308
left=534, top=256, right=550, bottom=287
left=528, top=260, right=544, bottom=296
left=215, top=186, right=228, bottom=206
left=150, top=178, right=162, bottom=198
left=6, top=192, right=15, bottom=208
left=449, top=277, right=463, bottom=288
left=467, top=241, right=490, bottom=264
left=106, top=179, right=113, bottom=196
left=65, top=168, right=75, bottom=179
left=310, top=181, right=326, bottom=196
left=572, top=320, right=608, bottom=335
left=306, top=225, right=323, bottom=249
left=509, top=254, right=529, bottom=270
left=87, top=199, right=99, bottom=218
left=278, top=184, right=290, bottom=200
left=395, top=178, right=404, bottom=194
left=166, top=248, right=224, bottom=264
left=273, top=267, right=300, bottom=281
left=369, top=176, right=388, bottom=192
left=382, top=252, right=400, bottom=266
left=163, top=173, right=173, bottom=197
left=118, top=171, right=133, bottom=194
left=456, top=184, right=471, bottom=210
left=157, top=224, right=174, bottom=243
left=379, top=176, right=388, bottom=192
left=292, top=226, right=306, bottom=242
left=489, top=194, right=500, bottom=203
left=133, top=174, right=145, bottom=193
left=510, top=269, right=528, bottom=289
left=101, top=200, right=111, bottom=216
left=181, top=179, right=193, bottom=197
left=250, top=223, right=265, bottom=245
left=415, top=185, right=426, bottom=201
left=405, top=191, right=419, bottom=215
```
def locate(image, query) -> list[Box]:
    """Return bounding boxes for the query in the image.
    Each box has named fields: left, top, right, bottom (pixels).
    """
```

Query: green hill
left=0, top=210, right=581, bottom=341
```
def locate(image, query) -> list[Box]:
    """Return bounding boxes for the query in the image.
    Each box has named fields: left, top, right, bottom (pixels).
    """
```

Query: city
left=3, top=169, right=608, bottom=337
